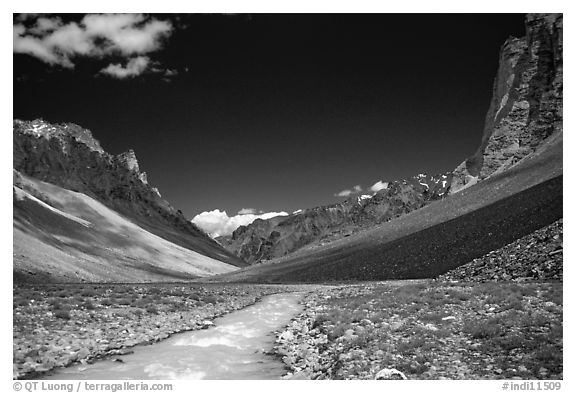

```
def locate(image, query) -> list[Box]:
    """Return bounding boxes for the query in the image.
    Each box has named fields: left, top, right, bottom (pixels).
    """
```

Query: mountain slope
left=14, top=172, right=239, bottom=282
left=13, top=119, right=245, bottom=269
left=206, top=134, right=562, bottom=283
left=220, top=173, right=452, bottom=264
left=13, top=120, right=246, bottom=282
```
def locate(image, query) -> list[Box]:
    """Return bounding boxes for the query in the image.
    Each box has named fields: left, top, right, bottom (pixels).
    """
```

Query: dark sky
left=13, top=14, right=527, bottom=218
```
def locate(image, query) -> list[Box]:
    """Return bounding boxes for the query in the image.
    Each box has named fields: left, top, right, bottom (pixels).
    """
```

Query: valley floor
left=12, top=282, right=313, bottom=379
left=13, top=222, right=563, bottom=380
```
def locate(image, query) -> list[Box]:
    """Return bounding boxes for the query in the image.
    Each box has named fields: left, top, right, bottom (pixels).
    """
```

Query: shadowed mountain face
left=219, top=173, right=452, bottom=264
left=13, top=120, right=245, bottom=282
left=215, top=13, right=563, bottom=277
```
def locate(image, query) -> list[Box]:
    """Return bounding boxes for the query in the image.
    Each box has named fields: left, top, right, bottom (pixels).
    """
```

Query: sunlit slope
left=13, top=174, right=238, bottom=282
left=209, top=136, right=562, bottom=283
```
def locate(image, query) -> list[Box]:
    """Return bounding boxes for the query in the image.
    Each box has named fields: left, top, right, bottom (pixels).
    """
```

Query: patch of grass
left=145, top=305, right=159, bottom=315
left=80, top=288, right=98, bottom=297
left=328, top=323, right=353, bottom=341
left=56, top=289, right=73, bottom=298
left=494, top=333, right=532, bottom=351
left=133, top=298, right=149, bottom=308
left=463, top=318, right=503, bottom=339
left=83, top=300, right=95, bottom=310
left=202, top=295, right=218, bottom=305
left=54, top=310, right=71, bottom=320
left=312, top=314, right=330, bottom=329
left=534, top=347, right=562, bottom=368
left=147, top=287, right=163, bottom=295
left=444, top=288, right=472, bottom=302
left=419, top=311, right=450, bottom=324
left=188, top=293, right=201, bottom=301
left=13, top=298, right=29, bottom=308
left=116, top=298, right=132, bottom=306
left=397, top=335, right=427, bottom=352
left=48, top=299, right=70, bottom=311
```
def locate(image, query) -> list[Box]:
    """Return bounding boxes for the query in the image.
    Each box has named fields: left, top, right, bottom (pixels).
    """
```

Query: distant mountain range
left=13, top=119, right=245, bottom=283
left=218, top=172, right=453, bottom=263
left=216, top=13, right=563, bottom=270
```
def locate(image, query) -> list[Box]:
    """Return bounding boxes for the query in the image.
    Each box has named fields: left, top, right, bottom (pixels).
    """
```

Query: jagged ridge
left=13, top=119, right=245, bottom=268
left=220, top=172, right=452, bottom=264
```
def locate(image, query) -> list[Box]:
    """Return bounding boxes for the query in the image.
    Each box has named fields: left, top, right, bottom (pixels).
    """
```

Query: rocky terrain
left=274, top=280, right=562, bottom=380
left=451, top=14, right=563, bottom=193
left=13, top=283, right=311, bottom=379
left=271, top=209, right=563, bottom=380
left=13, top=119, right=243, bottom=271
left=220, top=172, right=452, bottom=264
left=438, top=219, right=562, bottom=282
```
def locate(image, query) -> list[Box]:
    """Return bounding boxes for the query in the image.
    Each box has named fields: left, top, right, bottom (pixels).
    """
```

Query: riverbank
left=274, top=280, right=562, bottom=380
left=13, top=282, right=311, bottom=379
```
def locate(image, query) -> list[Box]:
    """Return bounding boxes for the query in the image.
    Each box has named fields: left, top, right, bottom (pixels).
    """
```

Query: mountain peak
left=117, top=149, right=140, bottom=173
left=14, top=119, right=104, bottom=154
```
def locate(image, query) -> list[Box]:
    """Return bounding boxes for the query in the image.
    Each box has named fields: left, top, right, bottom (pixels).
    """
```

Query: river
left=43, top=292, right=304, bottom=380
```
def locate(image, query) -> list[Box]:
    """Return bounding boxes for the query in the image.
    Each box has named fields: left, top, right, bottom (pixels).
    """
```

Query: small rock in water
left=201, top=320, right=214, bottom=329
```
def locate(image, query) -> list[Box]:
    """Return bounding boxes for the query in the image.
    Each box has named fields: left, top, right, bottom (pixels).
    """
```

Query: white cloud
left=13, top=24, right=65, bottom=66
left=192, top=209, right=289, bottom=237
left=237, top=208, right=257, bottom=215
left=100, top=56, right=150, bottom=79
left=13, top=14, right=173, bottom=76
left=83, top=14, right=172, bottom=55
left=335, top=184, right=362, bottom=197
left=370, top=180, right=389, bottom=192
left=29, top=17, right=63, bottom=34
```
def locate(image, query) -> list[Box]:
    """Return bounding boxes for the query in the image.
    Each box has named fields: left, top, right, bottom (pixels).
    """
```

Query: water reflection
left=44, top=293, right=304, bottom=380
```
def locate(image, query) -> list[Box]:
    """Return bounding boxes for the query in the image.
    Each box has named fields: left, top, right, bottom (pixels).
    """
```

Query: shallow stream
left=44, top=292, right=304, bottom=380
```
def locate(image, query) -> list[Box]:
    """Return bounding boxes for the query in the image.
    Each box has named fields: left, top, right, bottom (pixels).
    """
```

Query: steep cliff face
left=451, top=13, right=562, bottom=192
left=13, top=119, right=245, bottom=268
left=220, top=173, right=452, bottom=264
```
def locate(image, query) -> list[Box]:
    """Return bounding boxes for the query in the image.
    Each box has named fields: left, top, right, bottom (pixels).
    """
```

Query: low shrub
left=463, top=319, right=502, bottom=339
left=202, top=295, right=218, bottom=305
left=145, top=305, right=159, bottom=314
left=54, top=310, right=71, bottom=320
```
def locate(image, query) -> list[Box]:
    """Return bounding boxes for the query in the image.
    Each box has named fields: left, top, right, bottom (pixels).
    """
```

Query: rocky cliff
left=13, top=119, right=245, bottom=268
left=220, top=173, right=452, bottom=264
left=451, top=13, right=562, bottom=192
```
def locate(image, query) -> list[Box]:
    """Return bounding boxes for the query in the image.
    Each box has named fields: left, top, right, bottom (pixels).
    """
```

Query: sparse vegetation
left=53, top=310, right=71, bottom=320
left=277, top=280, right=562, bottom=380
